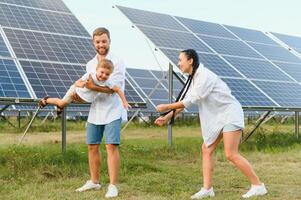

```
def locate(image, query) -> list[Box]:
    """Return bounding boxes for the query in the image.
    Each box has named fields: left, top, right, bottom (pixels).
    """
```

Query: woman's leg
left=223, top=130, right=261, bottom=185
left=202, top=133, right=223, bottom=189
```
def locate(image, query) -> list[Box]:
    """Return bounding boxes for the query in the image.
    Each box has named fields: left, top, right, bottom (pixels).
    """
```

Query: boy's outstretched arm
left=112, top=85, right=131, bottom=109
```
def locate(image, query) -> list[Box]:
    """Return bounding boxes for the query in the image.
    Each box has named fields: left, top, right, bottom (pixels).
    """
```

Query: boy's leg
left=46, top=98, right=68, bottom=108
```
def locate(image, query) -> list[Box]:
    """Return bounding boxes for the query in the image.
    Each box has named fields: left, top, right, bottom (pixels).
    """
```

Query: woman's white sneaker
left=242, top=183, right=267, bottom=198
left=75, top=180, right=101, bottom=192
left=191, top=187, right=215, bottom=199
left=105, top=184, right=118, bottom=198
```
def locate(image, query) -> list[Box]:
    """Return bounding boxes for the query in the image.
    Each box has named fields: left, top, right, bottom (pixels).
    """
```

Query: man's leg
left=88, top=144, right=101, bottom=183
left=106, top=144, right=120, bottom=184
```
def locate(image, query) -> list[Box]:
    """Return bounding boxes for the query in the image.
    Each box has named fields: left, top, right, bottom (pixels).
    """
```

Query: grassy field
left=0, top=119, right=301, bottom=199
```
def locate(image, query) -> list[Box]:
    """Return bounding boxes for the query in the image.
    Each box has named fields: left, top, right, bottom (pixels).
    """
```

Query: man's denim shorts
left=86, top=118, right=121, bottom=145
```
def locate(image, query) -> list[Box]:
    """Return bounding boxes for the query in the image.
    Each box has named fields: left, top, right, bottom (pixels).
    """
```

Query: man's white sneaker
left=191, top=187, right=215, bottom=199
left=242, top=183, right=267, bottom=198
left=75, top=180, right=101, bottom=192
left=105, top=184, right=118, bottom=198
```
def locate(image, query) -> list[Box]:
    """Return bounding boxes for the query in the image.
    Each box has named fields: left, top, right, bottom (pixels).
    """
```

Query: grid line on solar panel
left=248, top=42, right=301, bottom=63
left=0, top=58, right=31, bottom=98
left=198, top=35, right=263, bottom=59
left=222, top=78, right=277, bottom=107
left=19, top=60, right=86, bottom=98
left=224, top=25, right=278, bottom=45
left=117, top=6, right=186, bottom=31
left=253, top=80, right=301, bottom=107
left=0, top=34, right=10, bottom=57
left=223, top=56, right=293, bottom=81
left=124, top=79, right=146, bottom=104
left=160, top=48, right=242, bottom=78
left=272, top=32, right=301, bottom=49
left=176, top=16, right=237, bottom=39
left=137, top=25, right=213, bottom=53
left=0, top=4, right=89, bottom=37
left=0, top=0, right=70, bottom=13
left=272, top=62, right=301, bottom=82
left=4, top=28, right=95, bottom=63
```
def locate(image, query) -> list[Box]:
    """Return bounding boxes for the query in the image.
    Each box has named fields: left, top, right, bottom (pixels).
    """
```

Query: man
left=75, top=27, right=126, bottom=198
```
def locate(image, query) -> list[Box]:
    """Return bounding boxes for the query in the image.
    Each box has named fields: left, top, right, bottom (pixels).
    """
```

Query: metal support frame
left=61, top=107, right=67, bottom=154
left=168, top=63, right=173, bottom=146
left=243, top=111, right=271, bottom=142
left=295, top=111, right=299, bottom=139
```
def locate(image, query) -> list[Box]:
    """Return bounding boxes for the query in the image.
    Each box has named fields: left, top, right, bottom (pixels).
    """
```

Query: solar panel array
left=0, top=0, right=146, bottom=114
left=117, top=5, right=301, bottom=108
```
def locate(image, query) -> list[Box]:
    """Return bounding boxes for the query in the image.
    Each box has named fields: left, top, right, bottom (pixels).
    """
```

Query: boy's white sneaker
left=105, top=184, right=118, bottom=198
left=242, top=183, right=267, bottom=198
left=75, top=180, right=101, bottom=192
left=191, top=187, right=215, bottom=199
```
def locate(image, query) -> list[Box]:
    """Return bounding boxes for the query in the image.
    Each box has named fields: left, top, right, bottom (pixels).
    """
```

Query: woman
left=155, top=49, right=267, bottom=199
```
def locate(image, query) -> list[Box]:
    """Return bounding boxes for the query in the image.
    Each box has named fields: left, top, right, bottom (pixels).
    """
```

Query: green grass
left=0, top=124, right=301, bottom=199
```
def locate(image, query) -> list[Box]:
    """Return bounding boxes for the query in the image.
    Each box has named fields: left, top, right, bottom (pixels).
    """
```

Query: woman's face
left=178, top=52, right=193, bottom=74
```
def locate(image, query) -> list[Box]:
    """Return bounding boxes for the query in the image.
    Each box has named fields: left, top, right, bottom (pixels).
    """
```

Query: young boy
left=38, top=59, right=130, bottom=114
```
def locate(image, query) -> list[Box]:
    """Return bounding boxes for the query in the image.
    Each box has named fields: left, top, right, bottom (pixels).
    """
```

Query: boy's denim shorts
left=86, top=118, right=121, bottom=145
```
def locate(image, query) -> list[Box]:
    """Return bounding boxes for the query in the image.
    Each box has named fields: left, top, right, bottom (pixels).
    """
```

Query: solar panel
left=248, top=42, right=301, bottom=63
left=273, top=62, right=301, bottom=82
left=137, top=25, right=212, bottom=53
left=225, top=25, right=277, bottom=45
left=222, top=78, right=276, bottom=107
left=0, top=0, right=71, bottom=13
left=198, top=35, right=263, bottom=58
left=223, top=56, right=292, bottom=81
left=271, top=32, right=301, bottom=49
left=0, top=35, right=10, bottom=57
left=253, top=81, right=301, bottom=107
left=124, top=79, right=146, bottom=105
left=4, top=28, right=95, bottom=63
left=0, top=58, right=31, bottom=98
left=176, top=17, right=237, bottom=39
left=0, top=3, right=89, bottom=36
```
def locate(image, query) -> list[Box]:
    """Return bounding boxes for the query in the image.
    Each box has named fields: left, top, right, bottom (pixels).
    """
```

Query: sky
left=63, top=0, right=301, bottom=70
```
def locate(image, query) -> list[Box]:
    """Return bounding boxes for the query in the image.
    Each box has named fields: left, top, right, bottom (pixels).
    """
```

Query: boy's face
left=96, top=67, right=111, bottom=81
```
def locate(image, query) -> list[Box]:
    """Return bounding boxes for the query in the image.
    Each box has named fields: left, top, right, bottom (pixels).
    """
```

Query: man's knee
left=106, top=144, right=118, bottom=153
left=88, top=144, right=99, bottom=153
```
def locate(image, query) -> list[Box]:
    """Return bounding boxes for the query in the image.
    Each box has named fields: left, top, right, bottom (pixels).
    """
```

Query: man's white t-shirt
left=86, top=52, right=127, bottom=125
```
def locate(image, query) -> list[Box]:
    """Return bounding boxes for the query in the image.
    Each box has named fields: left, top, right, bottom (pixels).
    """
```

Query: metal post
left=295, top=111, right=299, bottom=139
left=18, top=110, right=21, bottom=128
left=168, top=63, right=173, bottom=146
left=61, top=107, right=67, bottom=154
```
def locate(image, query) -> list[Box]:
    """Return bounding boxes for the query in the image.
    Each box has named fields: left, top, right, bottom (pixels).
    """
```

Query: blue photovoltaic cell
left=253, top=81, right=301, bottom=107
left=248, top=42, right=301, bottom=63
left=19, top=60, right=85, bottom=98
left=117, top=6, right=186, bottom=31
left=160, top=48, right=242, bottom=78
left=0, top=0, right=71, bottom=13
left=0, top=35, right=10, bottom=57
left=0, top=59, right=30, bottom=98
left=222, top=78, right=276, bottom=107
left=199, top=35, right=263, bottom=59
left=225, top=25, right=277, bottom=45
left=273, top=62, right=301, bottom=82
left=137, top=25, right=212, bottom=53
left=223, top=56, right=292, bottom=81
left=0, top=4, right=89, bottom=37
left=4, top=28, right=95, bottom=64
left=272, top=32, right=301, bottom=49
left=176, top=16, right=237, bottom=39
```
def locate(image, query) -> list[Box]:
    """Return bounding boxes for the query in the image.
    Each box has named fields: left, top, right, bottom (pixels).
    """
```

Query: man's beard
left=96, top=47, right=109, bottom=56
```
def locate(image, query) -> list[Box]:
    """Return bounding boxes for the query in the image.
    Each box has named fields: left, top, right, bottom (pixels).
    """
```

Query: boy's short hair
left=96, top=59, right=114, bottom=73
left=93, top=27, right=110, bottom=39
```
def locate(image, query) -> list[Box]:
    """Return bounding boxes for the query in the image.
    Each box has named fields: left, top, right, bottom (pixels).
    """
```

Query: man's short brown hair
left=93, top=27, right=110, bottom=39
left=96, top=59, right=114, bottom=73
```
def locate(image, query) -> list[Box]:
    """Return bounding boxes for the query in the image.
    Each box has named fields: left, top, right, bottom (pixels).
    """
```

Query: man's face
left=93, top=34, right=110, bottom=56
left=96, top=67, right=111, bottom=81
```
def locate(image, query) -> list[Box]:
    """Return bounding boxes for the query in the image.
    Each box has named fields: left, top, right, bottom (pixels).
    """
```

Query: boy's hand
left=85, top=75, right=96, bottom=90
left=75, top=81, right=86, bottom=88
left=123, top=102, right=132, bottom=110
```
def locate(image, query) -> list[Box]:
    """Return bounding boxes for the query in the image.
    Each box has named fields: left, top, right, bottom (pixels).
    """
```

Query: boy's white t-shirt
left=75, top=72, right=114, bottom=103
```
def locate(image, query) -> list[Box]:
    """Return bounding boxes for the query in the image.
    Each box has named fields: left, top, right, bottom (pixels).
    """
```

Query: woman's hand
left=154, top=116, right=168, bottom=126
left=156, top=104, right=170, bottom=112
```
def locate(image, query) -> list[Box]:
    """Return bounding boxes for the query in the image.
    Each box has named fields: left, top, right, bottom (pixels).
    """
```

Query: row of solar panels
left=116, top=6, right=301, bottom=109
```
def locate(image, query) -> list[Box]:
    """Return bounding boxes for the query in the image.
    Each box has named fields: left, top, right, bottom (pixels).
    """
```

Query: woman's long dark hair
left=162, top=49, right=200, bottom=124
